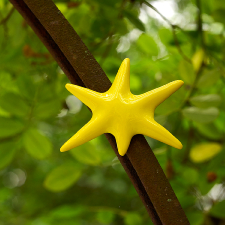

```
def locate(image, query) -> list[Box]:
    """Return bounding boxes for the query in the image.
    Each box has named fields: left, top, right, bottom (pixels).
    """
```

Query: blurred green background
left=1, top=0, right=225, bottom=224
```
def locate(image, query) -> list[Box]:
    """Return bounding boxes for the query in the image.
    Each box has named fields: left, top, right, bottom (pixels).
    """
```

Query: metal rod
left=9, top=0, right=190, bottom=224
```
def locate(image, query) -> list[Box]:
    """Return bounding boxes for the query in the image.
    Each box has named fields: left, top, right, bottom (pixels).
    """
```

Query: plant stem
left=196, top=0, right=205, bottom=48
left=0, top=7, right=14, bottom=25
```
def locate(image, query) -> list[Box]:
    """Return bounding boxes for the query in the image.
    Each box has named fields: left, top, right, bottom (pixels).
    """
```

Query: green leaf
left=23, top=129, right=52, bottom=159
left=0, top=188, right=13, bottom=203
left=0, top=92, right=30, bottom=117
left=124, top=212, right=142, bottom=225
left=0, top=117, right=24, bottom=138
left=16, top=75, right=37, bottom=100
left=0, top=141, right=17, bottom=170
left=123, top=10, right=145, bottom=32
left=50, top=205, right=86, bottom=219
left=96, top=210, right=115, bottom=224
left=70, top=141, right=101, bottom=166
left=210, top=200, right=225, bottom=219
left=198, top=176, right=215, bottom=195
left=158, top=28, right=173, bottom=45
left=182, top=107, right=219, bottom=123
left=176, top=193, right=196, bottom=209
left=181, top=167, right=199, bottom=185
left=194, top=123, right=223, bottom=140
left=44, top=163, right=83, bottom=192
left=0, top=71, right=16, bottom=93
left=55, top=3, right=67, bottom=14
left=33, top=99, right=61, bottom=119
left=196, top=69, right=220, bottom=88
left=0, top=107, right=9, bottom=117
left=90, top=18, right=111, bottom=39
left=154, top=115, right=167, bottom=126
left=190, top=94, right=221, bottom=108
left=186, top=211, right=204, bottom=225
left=178, top=60, right=195, bottom=84
left=130, top=74, right=142, bottom=91
left=212, top=0, right=225, bottom=10
left=93, top=0, right=121, bottom=8
left=213, top=9, right=225, bottom=26
left=137, top=33, right=158, bottom=56
left=190, top=142, right=222, bottom=163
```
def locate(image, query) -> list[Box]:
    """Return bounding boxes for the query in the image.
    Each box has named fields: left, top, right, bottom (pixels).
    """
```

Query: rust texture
left=9, top=0, right=190, bottom=224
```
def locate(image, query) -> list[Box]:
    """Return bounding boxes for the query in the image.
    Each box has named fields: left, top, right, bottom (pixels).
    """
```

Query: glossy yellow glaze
left=61, top=58, right=183, bottom=156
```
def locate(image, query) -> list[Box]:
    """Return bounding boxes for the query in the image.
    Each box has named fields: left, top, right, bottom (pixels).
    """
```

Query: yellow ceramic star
left=61, top=58, right=183, bottom=156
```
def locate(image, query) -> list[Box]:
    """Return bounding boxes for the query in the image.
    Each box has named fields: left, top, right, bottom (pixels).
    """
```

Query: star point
left=61, top=58, right=184, bottom=156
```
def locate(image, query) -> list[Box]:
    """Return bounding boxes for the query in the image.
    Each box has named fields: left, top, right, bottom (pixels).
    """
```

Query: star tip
left=65, top=83, right=78, bottom=93
left=60, top=145, right=69, bottom=152
left=179, top=80, right=184, bottom=85
left=176, top=80, right=184, bottom=86
left=171, top=80, right=184, bottom=89
left=65, top=83, right=72, bottom=89
left=122, top=58, right=130, bottom=65
left=177, top=142, right=183, bottom=149
left=118, top=149, right=127, bottom=156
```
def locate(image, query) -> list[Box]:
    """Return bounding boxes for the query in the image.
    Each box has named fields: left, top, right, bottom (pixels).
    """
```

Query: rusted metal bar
left=9, top=0, right=190, bottom=224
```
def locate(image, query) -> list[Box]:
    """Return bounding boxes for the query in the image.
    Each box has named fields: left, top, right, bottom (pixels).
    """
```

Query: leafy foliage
left=1, top=0, right=225, bottom=224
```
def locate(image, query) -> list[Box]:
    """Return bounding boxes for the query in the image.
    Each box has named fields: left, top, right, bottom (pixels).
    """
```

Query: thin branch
left=182, top=124, right=194, bottom=163
left=196, top=0, right=205, bottom=48
left=143, top=1, right=172, bottom=26
left=118, top=0, right=128, bottom=19
left=0, top=7, right=14, bottom=50
left=99, top=29, right=115, bottom=65
left=143, top=0, right=192, bottom=64
left=171, top=27, right=192, bottom=63
left=1, top=21, right=8, bottom=50
left=99, top=36, right=113, bottom=65
left=0, top=7, right=15, bottom=25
